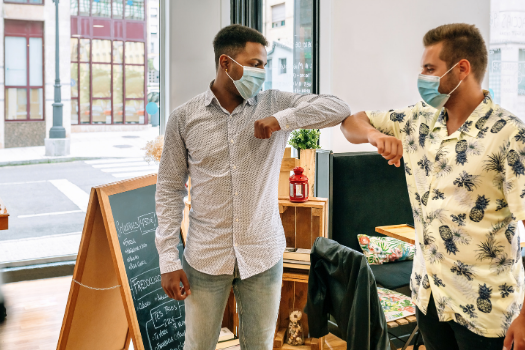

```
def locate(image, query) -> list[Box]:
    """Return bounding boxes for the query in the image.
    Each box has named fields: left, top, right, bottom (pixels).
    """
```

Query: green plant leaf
left=288, top=129, right=321, bottom=150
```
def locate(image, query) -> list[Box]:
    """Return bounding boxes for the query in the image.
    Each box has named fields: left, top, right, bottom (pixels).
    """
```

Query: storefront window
left=92, top=0, right=111, bottom=17
left=262, top=0, right=318, bottom=94
left=519, top=49, right=525, bottom=96
left=5, top=89, right=27, bottom=120
left=125, top=65, right=145, bottom=98
left=70, top=0, right=149, bottom=125
left=113, top=40, right=124, bottom=63
left=79, top=0, right=90, bottom=16
left=71, top=38, right=146, bottom=124
left=125, top=0, right=144, bottom=20
left=4, top=21, right=44, bottom=121
left=125, top=41, right=145, bottom=64
left=488, top=49, right=501, bottom=105
left=113, top=64, right=124, bottom=123
left=4, top=0, right=43, bottom=4
left=113, top=0, right=124, bottom=18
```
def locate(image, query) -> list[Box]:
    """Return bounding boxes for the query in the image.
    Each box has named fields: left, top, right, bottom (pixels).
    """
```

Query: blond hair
left=423, top=23, right=488, bottom=82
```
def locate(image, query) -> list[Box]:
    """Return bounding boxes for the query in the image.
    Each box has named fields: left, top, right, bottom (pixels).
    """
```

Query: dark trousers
left=416, top=295, right=505, bottom=350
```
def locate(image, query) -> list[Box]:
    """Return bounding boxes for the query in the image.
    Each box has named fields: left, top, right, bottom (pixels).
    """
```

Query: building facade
left=0, top=0, right=150, bottom=149
left=490, top=0, right=525, bottom=119
left=70, top=0, right=148, bottom=130
left=0, top=0, right=71, bottom=148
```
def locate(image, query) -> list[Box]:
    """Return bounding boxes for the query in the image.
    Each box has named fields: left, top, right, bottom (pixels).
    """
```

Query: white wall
left=168, top=0, right=230, bottom=112
left=320, top=0, right=491, bottom=153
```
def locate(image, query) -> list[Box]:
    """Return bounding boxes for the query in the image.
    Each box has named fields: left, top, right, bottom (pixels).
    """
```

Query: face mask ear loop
left=225, top=55, right=244, bottom=82
left=447, top=80, right=463, bottom=97
left=440, top=61, right=461, bottom=79
left=225, top=69, right=235, bottom=83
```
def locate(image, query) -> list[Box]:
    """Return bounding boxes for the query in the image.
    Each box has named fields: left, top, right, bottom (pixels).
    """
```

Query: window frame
left=232, top=0, right=320, bottom=94
left=3, top=0, right=44, bottom=5
left=279, top=57, right=286, bottom=74
left=519, top=49, right=525, bottom=97
left=71, top=0, right=145, bottom=20
left=4, top=23, right=45, bottom=122
left=70, top=36, right=147, bottom=125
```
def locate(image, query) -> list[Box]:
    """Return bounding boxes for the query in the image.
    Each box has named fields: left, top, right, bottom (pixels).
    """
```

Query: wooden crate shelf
left=279, top=197, right=328, bottom=250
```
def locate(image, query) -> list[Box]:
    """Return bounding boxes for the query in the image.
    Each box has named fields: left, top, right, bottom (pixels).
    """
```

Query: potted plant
left=288, top=129, right=320, bottom=197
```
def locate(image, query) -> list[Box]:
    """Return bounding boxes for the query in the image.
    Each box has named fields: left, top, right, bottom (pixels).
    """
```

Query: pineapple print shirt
left=366, top=91, right=525, bottom=337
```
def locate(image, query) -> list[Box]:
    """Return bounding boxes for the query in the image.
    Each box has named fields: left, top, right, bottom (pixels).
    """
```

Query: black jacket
left=305, top=237, right=389, bottom=350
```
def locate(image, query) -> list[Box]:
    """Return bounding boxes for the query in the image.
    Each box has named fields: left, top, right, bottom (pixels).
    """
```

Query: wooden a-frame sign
left=57, top=174, right=185, bottom=350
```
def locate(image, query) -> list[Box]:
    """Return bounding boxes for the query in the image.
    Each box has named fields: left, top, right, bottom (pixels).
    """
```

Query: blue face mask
left=225, top=56, right=266, bottom=100
left=418, top=62, right=462, bottom=110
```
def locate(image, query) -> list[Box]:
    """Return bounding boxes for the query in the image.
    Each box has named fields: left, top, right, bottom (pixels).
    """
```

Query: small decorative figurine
left=287, top=310, right=305, bottom=346
left=289, top=167, right=309, bottom=203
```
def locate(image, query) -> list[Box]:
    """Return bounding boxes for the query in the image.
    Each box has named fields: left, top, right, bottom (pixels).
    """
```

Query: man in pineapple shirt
left=341, top=23, right=525, bottom=350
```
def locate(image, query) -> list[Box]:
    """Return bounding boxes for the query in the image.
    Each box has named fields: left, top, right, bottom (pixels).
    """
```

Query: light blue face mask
left=418, top=62, right=462, bottom=110
left=225, top=56, right=266, bottom=100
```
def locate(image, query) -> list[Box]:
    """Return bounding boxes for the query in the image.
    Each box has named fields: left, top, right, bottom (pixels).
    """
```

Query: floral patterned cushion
left=377, top=287, right=416, bottom=322
left=358, top=234, right=415, bottom=265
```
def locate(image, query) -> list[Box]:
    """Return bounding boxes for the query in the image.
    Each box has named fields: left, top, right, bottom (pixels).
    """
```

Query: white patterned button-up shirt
left=367, top=91, right=525, bottom=337
left=155, top=83, right=350, bottom=279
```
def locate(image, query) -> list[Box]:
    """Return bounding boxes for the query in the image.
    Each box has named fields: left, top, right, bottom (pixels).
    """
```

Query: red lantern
left=289, top=167, right=309, bottom=203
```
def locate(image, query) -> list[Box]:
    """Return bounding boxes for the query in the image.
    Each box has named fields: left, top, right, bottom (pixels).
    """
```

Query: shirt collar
left=204, top=80, right=257, bottom=107
left=433, top=90, right=493, bottom=139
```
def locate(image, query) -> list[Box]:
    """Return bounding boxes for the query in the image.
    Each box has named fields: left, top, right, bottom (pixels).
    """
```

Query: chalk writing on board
left=110, top=184, right=185, bottom=350
left=115, top=211, right=158, bottom=237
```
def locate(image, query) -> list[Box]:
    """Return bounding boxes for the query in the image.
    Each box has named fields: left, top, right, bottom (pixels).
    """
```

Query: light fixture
left=93, top=25, right=104, bottom=28
left=72, top=34, right=81, bottom=37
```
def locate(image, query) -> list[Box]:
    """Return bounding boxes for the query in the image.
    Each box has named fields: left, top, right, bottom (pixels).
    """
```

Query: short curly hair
left=423, top=23, right=488, bottom=83
left=213, top=24, right=268, bottom=69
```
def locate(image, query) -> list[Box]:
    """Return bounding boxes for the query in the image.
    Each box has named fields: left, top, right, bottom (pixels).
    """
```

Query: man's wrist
left=366, top=128, right=381, bottom=142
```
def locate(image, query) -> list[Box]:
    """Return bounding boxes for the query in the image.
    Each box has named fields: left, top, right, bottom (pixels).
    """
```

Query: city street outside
left=0, top=127, right=159, bottom=266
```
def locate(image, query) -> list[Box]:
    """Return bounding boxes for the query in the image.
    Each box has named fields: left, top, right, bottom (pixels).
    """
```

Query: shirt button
left=234, top=243, right=238, bottom=247
left=235, top=192, right=238, bottom=196
left=236, top=218, right=239, bottom=222
left=286, top=125, right=289, bottom=129
left=233, top=165, right=237, bottom=169
left=231, top=139, right=234, bottom=144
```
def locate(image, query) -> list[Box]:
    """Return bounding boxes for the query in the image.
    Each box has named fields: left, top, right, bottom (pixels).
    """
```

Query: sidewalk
left=0, top=126, right=160, bottom=166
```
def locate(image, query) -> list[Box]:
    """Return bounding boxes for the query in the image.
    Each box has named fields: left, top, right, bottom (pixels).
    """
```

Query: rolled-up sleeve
left=155, top=109, right=188, bottom=274
left=365, top=105, right=417, bottom=140
left=273, top=92, right=351, bottom=132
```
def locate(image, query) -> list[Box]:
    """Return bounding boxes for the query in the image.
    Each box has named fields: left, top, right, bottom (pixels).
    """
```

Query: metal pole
left=49, top=0, right=65, bottom=138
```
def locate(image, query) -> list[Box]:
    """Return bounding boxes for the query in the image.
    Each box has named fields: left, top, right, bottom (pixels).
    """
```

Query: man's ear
left=219, top=55, right=230, bottom=72
left=458, top=59, right=471, bottom=81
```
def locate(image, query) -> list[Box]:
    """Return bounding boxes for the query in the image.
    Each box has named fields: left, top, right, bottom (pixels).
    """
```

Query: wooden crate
left=279, top=197, right=328, bottom=251
left=275, top=198, right=329, bottom=349
left=274, top=270, right=324, bottom=350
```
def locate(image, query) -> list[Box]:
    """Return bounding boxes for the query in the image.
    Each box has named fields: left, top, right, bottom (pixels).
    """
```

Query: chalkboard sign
left=57, top=175, right=186, bottom=350
left=110, top=184, right=186, bottom=350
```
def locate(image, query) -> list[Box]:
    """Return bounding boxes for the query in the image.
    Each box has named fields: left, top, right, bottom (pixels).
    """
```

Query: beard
left=438, top=69, right=461, bottom=95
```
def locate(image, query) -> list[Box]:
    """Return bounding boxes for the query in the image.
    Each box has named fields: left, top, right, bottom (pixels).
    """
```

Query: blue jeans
left=182, top=255, right=283, bottom=350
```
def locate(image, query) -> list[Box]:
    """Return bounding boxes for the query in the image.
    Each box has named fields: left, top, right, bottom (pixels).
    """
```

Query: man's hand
left=254, top=116, right=281, bottom=139
left=367, top=129, right=403, bottom=167
left=161, top=269, right=191, bottom=301
left=504, top=313, right=525, bottom=350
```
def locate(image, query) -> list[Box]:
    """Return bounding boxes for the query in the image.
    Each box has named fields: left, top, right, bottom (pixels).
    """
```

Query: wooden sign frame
left=57, top=174, right=182, bottom=350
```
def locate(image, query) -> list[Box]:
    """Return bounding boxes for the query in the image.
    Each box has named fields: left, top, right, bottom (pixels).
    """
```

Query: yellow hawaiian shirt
left=367, top=91, right=525, bottom=337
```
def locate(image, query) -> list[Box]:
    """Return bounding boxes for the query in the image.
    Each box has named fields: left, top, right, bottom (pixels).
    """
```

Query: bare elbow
left=340, top=115, right=361, bottom=144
